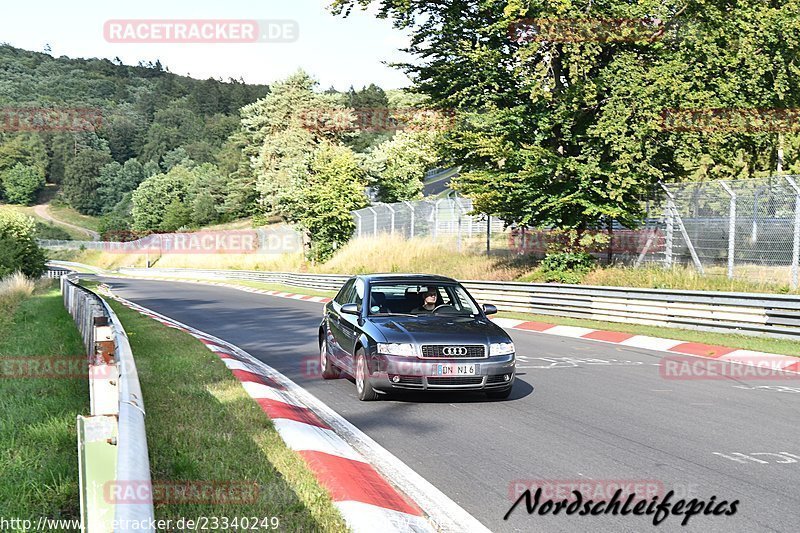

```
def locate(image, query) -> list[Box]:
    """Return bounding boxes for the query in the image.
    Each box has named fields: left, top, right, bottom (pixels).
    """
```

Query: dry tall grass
left=317, top=235, right=535, bottom=280
left=0, top=272, right=35, bottom=326
left=49, top=234, right=800, bottom=294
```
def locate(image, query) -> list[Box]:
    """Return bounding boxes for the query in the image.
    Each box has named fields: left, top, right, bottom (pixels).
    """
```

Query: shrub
left=538, top=252, right=597, bottom=284
left=0, top=211, right=46, bottom=278
left=0, top=163, right=44, bottom=205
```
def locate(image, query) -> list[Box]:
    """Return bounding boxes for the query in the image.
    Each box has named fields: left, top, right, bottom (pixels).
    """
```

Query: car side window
left=335, top=279, right=354, bottom=305
left=352, top=278, right=365, bottom=307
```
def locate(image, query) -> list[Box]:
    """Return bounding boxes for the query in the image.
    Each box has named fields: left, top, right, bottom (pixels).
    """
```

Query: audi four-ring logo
left=442, top=346, right=468, bottom=356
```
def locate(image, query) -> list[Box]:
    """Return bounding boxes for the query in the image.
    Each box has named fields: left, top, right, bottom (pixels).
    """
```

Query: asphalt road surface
left=98, top=277, right=800, bottom=533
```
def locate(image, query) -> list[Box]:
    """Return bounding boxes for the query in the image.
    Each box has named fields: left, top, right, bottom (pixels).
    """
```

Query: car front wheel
left=355, top=348, right=379, bottom=401
left=486, top=386, right=513, bottom=400
left=320, top=336, right=340, bottom=379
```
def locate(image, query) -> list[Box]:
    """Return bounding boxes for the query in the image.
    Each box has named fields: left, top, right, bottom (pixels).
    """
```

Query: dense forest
left=0, top=44, right=443, bottom=259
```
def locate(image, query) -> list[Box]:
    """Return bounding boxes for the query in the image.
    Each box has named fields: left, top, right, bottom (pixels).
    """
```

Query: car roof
left=359, top=273, right=458, bottom=284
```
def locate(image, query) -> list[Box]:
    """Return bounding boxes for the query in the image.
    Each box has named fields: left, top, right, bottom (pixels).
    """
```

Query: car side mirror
left=482, top=304, right=498, bottom=316
left=341, top=303, right=360, bottom=316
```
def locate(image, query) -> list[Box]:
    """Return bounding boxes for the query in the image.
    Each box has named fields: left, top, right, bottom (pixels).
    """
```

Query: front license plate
left=436, top=364, right=477, bottom=376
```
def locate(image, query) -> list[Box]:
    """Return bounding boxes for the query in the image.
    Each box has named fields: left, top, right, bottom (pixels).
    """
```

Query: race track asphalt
left=97, top=277, right=800, bottom=533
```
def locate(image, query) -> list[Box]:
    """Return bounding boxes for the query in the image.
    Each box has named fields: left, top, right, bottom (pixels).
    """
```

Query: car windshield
left=367, top=282, right=481, bottom=317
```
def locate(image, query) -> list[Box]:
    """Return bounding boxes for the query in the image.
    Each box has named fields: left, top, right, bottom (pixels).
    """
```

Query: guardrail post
left=720, top=181, right=737, bottom=279
left=786, top=176, right=800, bottom=289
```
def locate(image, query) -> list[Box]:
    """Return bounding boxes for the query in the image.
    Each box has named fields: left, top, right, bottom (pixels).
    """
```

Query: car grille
left=427, top=376, right=484, bottom=386
left=393, top=375, right=423, bottom=385
left=421, top=345, right=486, bottom=358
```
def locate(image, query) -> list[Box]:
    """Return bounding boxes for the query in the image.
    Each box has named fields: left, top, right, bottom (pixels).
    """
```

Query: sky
left=0, top=0, right=413, bottom=90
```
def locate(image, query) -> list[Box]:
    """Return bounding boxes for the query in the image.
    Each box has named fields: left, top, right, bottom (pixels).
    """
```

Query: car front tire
left=355, top=348, right=379, bottom=401
left=486, top=386, right=513, bottom=400
left=320, top=335, right=340, bottom=379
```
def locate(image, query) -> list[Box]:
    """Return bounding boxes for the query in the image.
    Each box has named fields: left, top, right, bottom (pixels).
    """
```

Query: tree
left=0, top=210, right=46, bottom=278
left=332, top=0, right=800, bottom=241
left=367, top=130, right=441, bottom=202
left=1, top=163, right=45, bottom=205
left=96, top=159, right=145, bottom=213
left=62, top=148, right=113, bottom=214
left=130, top=165, right=193, bottom=231
left=284, top=143, right=369, bottom=261
left=161, top=197, right=192, bottom=231
left=240, top=70, right=357, bottom=218
left=0, top=134, right=48, bottom=181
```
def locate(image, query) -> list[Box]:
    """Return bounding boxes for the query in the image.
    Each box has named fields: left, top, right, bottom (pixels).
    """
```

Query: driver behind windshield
left=412, top=288, right=439, bottom=314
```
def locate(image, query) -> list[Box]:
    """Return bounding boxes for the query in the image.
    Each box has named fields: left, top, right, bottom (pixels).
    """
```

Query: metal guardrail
left=61, top=274, right=155, bottom=532
left=118, top=267, right=800, bottom=340
left=118, top=267, right=350, bottom=292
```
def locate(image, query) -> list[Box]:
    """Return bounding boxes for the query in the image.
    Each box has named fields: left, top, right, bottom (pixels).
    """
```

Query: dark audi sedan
left=318, top=274, right=516, bottom=400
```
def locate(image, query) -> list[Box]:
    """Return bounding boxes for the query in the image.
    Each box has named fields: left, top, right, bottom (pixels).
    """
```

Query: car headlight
left=376, top=343, right=417, bottom=357
left=490, top=342, right=515, bottom=356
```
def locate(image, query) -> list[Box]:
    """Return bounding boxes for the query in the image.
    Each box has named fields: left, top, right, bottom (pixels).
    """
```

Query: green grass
left=496, top=311, right=800, bottom=358
left=47, top=206, right=101, bottom=233
left=0, top=282, right=87, bottom=520
left=105, top=298, right=347, bottom=531
left=0, top=204, right=88, bottom=241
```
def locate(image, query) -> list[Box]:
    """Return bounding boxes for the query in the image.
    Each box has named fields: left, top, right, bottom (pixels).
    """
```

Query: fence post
left=367, top=206, right=377, bottom=237
left=434, top=199, right=444, bottom=241
left=720, top=181, right=736, bottom=279
left=665, top=201, right=674, bottom=269
left=660, top=183, right=704, bottom=274
left=403, top=201, right=415, bottom=238
left=786, top=176, right=800, bottom=289
left=387, top=204, right=396, bottom=235
left=486, top=215, right=491, bottom=255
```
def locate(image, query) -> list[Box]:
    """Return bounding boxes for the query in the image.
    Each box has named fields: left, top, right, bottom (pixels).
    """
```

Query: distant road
left=34, top=204, right=100, bottom=241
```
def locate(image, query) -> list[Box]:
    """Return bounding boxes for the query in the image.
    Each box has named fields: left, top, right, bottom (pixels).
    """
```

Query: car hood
left=372, top=315, right=510, bottom=345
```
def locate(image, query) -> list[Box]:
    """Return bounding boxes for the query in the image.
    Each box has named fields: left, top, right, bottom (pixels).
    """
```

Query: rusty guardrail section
left=61, top=274, right=154, bottom=532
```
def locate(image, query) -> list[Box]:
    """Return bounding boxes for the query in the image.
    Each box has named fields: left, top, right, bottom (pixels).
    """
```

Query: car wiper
left=370, top=312, right=418, bottom=317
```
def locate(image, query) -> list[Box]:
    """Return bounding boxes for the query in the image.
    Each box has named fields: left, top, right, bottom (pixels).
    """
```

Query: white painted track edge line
left=106, top=291, right=488, bottom=532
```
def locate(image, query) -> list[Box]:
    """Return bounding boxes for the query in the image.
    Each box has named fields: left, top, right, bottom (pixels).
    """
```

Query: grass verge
left=47, top=205, right=100, bottom=233
left=0, top=204, right=87, bottom=241
left=0, top=280, right=87, bottom=520
left=105, top=297, right=347, bottom=531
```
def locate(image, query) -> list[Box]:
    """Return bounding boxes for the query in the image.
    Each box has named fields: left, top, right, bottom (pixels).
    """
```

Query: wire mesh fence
left=661, top=176, right=800, bottom=287
left=351, top=177, right=800, bottom=288
left=351, top=197, right=508, bottom=253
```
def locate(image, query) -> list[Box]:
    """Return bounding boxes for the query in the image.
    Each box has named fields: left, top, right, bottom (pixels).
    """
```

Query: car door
left=337, top=277, right=365, bottom=372
left=328, top=278, right=354, bottom=362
